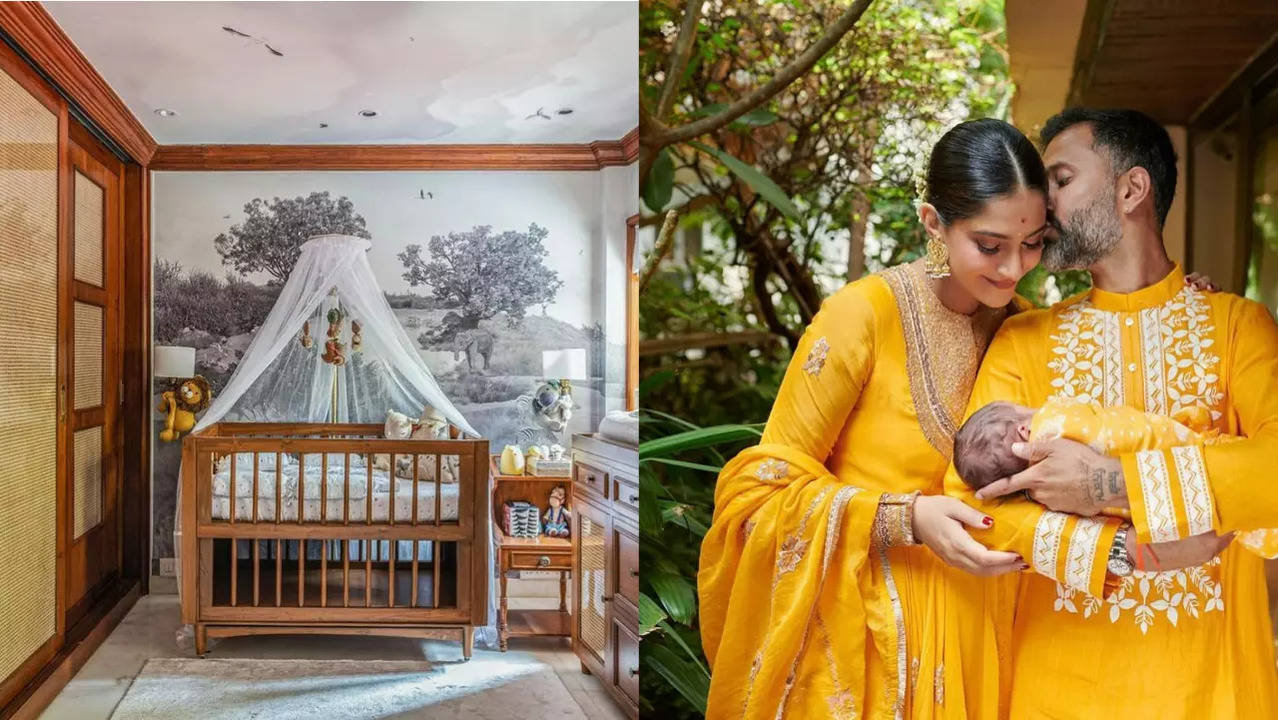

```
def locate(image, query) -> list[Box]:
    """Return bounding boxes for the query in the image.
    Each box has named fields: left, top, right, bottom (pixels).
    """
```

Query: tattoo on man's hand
left=1107, top=468, right=1122, bottom=497
left=1088, top=468, right=1106, bottom=504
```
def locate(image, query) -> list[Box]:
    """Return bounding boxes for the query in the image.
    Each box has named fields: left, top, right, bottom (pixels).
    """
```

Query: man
left=945, top=108, right=1278, bottom=717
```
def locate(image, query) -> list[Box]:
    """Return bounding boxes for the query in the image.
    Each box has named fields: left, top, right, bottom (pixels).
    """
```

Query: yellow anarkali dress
left=699, top=260, right=1017, bottom=720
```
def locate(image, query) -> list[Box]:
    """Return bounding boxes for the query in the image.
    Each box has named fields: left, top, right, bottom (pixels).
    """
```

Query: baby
left=953, top=396, right=1275, bottom=558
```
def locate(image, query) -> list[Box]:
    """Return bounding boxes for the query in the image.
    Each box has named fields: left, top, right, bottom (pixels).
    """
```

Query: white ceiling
left=43, top=1, right=637, bottom=145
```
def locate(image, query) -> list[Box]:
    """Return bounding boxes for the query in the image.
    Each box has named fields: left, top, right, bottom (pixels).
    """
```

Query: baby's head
left=953, top=401, right=1035, bottom=491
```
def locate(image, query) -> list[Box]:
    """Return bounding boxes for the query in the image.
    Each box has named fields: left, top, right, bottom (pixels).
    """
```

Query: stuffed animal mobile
left=157, top=375, right=212, bottom=442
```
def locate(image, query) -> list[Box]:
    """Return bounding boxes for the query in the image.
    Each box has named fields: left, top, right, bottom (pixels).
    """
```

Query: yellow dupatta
left=699, top=443, right=888, bottom=720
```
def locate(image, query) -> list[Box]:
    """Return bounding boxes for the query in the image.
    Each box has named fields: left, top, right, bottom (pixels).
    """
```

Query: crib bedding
left=211, top=452, right=460, bottom=522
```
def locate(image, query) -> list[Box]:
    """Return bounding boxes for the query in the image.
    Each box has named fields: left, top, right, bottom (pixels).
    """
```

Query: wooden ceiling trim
left=150, top=129, right=640, bottom=171
left=0, top=2, right=156, bottom=163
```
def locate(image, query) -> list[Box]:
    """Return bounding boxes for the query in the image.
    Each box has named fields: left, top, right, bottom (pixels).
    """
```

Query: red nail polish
left=982, top=516, right=993, bottom=527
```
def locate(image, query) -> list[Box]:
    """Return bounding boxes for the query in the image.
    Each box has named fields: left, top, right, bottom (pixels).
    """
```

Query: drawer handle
left=627, top=494, right=638, bottom=503
left=629, top=568, right=639, bottom=578
left=537, top=555, right=550, bottom=567
left=629, top=667, right=639, bottom=677
left=602, top=595, right=613, bottom=602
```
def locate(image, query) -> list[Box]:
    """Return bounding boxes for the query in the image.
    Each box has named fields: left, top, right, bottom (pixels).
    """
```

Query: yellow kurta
left=699, top=260, right=1014, bottom=720
left=946, top=264, right=1278, bottom=718
left=1028, top=398, right=1278, bottom=557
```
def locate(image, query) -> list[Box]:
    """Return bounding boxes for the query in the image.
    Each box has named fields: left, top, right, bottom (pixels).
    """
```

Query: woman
left=698, top=118, right=1219, bottom=719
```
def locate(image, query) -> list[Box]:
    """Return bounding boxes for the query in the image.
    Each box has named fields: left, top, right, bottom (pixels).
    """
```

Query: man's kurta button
left=1127, top=362, right=1137, bottom=372
left=1125, top=317, right=1134, bottom=327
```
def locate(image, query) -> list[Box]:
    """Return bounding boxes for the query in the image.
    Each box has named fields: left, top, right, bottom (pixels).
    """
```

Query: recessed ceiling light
left=155, top=108, right=178, bottom=117
left=557, top=107, right=573, bottom=115
left=359, top=109, right=377, bottom=118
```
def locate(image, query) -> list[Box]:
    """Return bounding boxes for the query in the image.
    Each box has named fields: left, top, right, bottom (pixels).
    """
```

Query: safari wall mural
left=150, top=169, right=631, bottom=570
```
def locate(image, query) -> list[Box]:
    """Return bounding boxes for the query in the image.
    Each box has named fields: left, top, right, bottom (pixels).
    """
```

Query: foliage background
left=637, top=1, right=1091, bottom=716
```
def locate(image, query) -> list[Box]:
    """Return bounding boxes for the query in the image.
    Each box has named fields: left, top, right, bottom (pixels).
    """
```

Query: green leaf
left=657, top=619, right=710, bottom=678
left=638, top=407, right=699, bottom=431
left=687, top=141, right=800, bottom=219
left=732, top=108, right=779, bottom=126
left=639, top=592, right=667, bottom=635
left=648, top=571, right=697, bottom=625
left=643, top=457, right=722, bottom=474
left=642, top=148, right=674, bottom=213
left=638, top=368, right=676, bottom=397
left=661, top=500, right=709, bottom=537
left=639, top=424, right=761, bottom=459
left=644, top=642, right=709, bottom=713
left=639, top=470, right=665, bottom=536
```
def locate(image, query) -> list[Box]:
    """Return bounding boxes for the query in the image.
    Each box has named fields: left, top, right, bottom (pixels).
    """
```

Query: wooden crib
left=179, top=422, right=489, bottom=658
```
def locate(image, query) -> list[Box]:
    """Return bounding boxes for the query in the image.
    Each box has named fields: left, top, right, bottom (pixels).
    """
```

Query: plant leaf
left=644, top=642, right=709, bottom=713
left=648, top=571, right=697, bottom=625
left=644, top=457, right=723, bottom=474
left=642, top=148, right=675, bottom=213
left=657, top=619, right=710, bottom=678
left=639, top=424, right=761, bottom=459
left=639, top=592, right=667, bottom=635
left=687, top=140, right=799, bottom=219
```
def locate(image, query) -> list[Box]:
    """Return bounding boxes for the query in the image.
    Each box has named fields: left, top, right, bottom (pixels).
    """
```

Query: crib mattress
left=211, top=453, right=460, bottom=522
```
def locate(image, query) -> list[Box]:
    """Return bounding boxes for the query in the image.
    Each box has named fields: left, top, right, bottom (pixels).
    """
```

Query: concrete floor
left=38, top=594, right=627, bottom=719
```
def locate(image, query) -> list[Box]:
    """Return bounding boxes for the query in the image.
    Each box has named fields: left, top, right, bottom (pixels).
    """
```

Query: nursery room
left=0, top=1, right=638, bottom=718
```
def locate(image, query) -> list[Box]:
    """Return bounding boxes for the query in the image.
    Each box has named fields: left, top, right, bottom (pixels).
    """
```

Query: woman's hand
left=1185, top=272, right=1220, bottom=292
left=913, top=495, right=1026, bottom=575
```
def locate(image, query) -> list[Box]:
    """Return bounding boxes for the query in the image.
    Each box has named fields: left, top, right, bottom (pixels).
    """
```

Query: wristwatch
left=1107, top=524, right=1134, bottom=577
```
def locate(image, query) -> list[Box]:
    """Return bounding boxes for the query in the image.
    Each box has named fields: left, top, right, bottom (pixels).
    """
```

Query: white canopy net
left=194, top=233, right=477, bottom=433
left=176, top=234, right=500, bottom=648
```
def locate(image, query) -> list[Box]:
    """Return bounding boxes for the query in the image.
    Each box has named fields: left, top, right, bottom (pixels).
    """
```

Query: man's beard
left=1041, top=184, right=1122, bottom=271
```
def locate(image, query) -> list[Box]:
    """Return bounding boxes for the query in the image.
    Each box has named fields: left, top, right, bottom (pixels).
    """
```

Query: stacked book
left=503, top=501, right=542, bottom=538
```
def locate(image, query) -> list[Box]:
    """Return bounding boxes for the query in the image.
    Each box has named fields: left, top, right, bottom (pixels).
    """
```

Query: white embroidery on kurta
left=804, top=336, right=830, bottom=376
left=1135, top=450, right=1179, bottom=543
left=1046, top=286, right=1227, bottom=622
left=1159, top=289, right=1223, bottom=422
left=1061, top=557, right=1224, bottom=633
left=1047, top=302, right=1125, bottom=407
left=1032, top=511, right=1068, bottom=578
left=1172, top=445, right=1214, bottom=536
left=1063, top=517, right=1105, bottom=592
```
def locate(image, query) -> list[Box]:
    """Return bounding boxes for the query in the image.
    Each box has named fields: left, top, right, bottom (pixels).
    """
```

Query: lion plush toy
left=157, top=375, right=212, bottom=442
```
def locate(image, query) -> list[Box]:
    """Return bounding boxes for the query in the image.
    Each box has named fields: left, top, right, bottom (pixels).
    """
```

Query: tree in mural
left=398, top=223, right=563, bottom=334
left=214, top=191, right=371, bottom=283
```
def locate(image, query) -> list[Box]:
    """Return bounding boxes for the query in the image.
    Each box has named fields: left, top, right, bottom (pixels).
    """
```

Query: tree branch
left=647, top=0, right=873, bottom=150
left=655, top=0, right=703, bottom=121
left=639, top=209, right=680, bottom=292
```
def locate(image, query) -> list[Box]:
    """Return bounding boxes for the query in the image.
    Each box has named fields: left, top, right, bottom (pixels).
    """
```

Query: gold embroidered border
left=878, top=546, right=907, bottom=720
left=880, top=263, right=999, bottom=460
left=773, top=485, right=862, bottom=720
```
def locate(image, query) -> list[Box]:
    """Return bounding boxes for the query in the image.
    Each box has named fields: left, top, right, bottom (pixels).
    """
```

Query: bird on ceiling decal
left=221, top=25, right=285, bottom=57
left=525, top=108, right=551, bottom=121
left=419, top=190, right=434, bottom=200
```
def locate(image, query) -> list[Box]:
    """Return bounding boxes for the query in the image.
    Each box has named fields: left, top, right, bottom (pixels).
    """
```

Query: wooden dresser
left=571, top=433, right=639, bottom=720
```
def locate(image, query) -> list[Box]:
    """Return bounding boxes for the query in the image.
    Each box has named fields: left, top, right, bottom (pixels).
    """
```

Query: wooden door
left=63, top=119, right=122, bottom=629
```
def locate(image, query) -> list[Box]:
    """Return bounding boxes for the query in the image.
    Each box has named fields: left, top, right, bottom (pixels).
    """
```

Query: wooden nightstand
left=490, top=455, right=573, bottom=650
